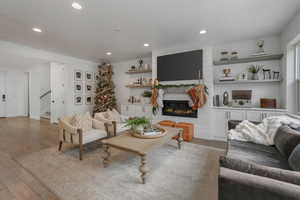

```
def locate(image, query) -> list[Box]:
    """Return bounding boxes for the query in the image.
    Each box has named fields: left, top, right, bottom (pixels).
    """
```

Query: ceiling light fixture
left=200, top=29, right=207, bottom=34
left=32, top=28, right=42, bottom=33
left=144, top=43, right=150, bottom=47
left=106, top=52, right=112, bottom=56
left=72, top=2, right=83, bottom=10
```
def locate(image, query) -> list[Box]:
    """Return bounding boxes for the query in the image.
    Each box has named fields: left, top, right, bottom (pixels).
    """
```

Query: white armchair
left=58, top=114, right=108, bottom=160
left=94, top=109, right=129, bottom=136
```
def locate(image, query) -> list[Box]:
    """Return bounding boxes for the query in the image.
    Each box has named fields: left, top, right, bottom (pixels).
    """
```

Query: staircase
left=40, top=90, right=51, bottom=120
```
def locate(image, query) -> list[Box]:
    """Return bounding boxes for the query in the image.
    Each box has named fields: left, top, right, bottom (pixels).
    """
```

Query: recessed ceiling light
left=200, top=29, right=207, bottom=34
left=32, top=28, right=42, bottom=33
left=72, top=2, right=82, bottom=10
left=106, top=52, right=112, bottom=56
left=144, top=43, right=150, bottom=47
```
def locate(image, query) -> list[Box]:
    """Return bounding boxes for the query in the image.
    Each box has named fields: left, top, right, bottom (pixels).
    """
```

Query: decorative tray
left=131, top=126, right=166, bottom=139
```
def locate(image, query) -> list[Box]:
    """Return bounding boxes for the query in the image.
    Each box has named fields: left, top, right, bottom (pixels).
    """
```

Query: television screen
left=157, top=49, right=203, bottom=81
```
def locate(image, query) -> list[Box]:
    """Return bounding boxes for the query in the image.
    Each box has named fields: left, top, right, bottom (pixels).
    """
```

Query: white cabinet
left=121, top=104, right=152, bottom=118
left=227, top=110, right=245, bottom=121
left=246, top=111, right=263, bottom=122
left=213, top=110, right=228, bottom=140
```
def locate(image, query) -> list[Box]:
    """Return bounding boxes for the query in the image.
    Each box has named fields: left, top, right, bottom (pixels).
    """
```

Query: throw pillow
left=274, top=125, right=300, bottom=158
left=289, top=144, right=300, bottom=171
left=71, top=112, right=93, bottom=132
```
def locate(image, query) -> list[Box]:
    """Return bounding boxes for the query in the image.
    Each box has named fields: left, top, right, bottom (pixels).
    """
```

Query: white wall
left=280, top=9, right=300, bottom=113
left=112, top=57, right=152, bottom=109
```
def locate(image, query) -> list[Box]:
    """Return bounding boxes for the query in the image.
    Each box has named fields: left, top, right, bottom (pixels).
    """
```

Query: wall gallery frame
left=85, top=71, right=93, bottom=81
left=85, top=95, right=93, bottom=105
left=74, top=95, right=83, bottom=105
left=74, top=82, right=83, bottom=93
left=85, top=83, right=93, bottom=93
left=94, top=72, right=100, bottom=81
left=74, top=70, right=83, bottom=81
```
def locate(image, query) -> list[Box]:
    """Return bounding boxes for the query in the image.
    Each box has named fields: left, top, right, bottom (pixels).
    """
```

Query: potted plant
left=142, top=90, right=152, bottom=104
left=125, top=117, right=150, bottom=135
left=248, top=65, right=262, bottom=80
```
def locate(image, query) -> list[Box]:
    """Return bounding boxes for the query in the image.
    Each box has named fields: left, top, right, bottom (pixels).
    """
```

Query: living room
left=1, top=0, right=300, bottom=200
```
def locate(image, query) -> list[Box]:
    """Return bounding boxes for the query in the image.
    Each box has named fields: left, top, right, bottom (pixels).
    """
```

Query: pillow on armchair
left=71, top=112, right=93, bottom=132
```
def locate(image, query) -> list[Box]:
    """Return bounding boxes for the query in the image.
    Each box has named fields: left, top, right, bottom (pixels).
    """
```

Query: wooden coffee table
left=101, top=125, right=183, bottom=184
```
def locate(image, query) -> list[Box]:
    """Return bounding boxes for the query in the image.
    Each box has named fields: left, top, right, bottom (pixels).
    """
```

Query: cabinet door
left=228, top=110, right=245, bottom=121
left=213, top=110, right=228, bottom=140
left=246, top=111, right=262, bottom=122
left=266, top=112, right=285, bottom=118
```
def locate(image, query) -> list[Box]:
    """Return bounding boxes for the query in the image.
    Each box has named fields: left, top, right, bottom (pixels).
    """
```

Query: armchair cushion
left=82, top=129, right=108, bottom=144
left=94, top=112, right=113, bottom=123
left=71, top=112, right=93, bottom=132
left=289, top=144, right=300, bottom=171
left=92, top=119, right=105, bottom=130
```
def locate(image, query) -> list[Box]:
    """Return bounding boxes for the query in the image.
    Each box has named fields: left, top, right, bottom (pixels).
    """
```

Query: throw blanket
left=228, top=115, right=300, bottom=146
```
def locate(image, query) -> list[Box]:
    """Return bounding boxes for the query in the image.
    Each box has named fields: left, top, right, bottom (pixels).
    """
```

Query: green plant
left=125, top=117, right=150, bottom=130
left=248, top=65, right=262, bottom=74
left=142, top=90, right=152, bottom=98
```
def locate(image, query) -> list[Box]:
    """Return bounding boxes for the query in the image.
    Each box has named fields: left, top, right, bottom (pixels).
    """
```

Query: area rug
left=17, top=141, right=224, bottom=200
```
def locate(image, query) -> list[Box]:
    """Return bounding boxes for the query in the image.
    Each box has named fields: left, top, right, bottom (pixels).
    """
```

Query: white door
left=50, top=63, right=65, bottom=123
left=0, top=72, right=6, bottom=117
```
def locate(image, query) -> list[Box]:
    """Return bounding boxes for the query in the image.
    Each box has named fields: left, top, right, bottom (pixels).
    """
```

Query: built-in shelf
left=213, top=54, right=284, bottom=66
left=126, top=84, right=152, bottom=88
left=126, top=69, right=152, bottom=74
left=214, top=79, right=282, bottom=85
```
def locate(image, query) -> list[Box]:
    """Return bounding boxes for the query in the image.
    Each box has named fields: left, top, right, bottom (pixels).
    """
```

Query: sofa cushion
left=71, top=112, right=93, bottom=132
left=227, top=140, right=290, bottom=169
left=220, top=156, right=300, bottom=186
left=274, top=125, right=300, bottom=158
left=289, top=144, right=300, bottom=171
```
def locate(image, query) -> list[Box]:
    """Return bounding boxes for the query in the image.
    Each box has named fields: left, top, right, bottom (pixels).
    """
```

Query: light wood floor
left=0, top=117, right=226, bottom=200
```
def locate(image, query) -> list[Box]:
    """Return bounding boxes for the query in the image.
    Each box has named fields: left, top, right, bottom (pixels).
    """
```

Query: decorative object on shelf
left=130, top=65, right=136, bottom=71
left=74, top=95, right=83, bottom=105
left=231, top=51, right=238, bottom=60
left=252, top=40, right=267, bottom=57
left=138, top=58, right=144, bottom=70
left=219, top=68, right=235, bottom=82
left=237, top=72, right=247, bottom=80
left=232, top=90, right=252, bottom=108
left=273, top=71, right=280, bottom=80
left=128, top=96, right=141, bottom=104
left=248, top=64, right=262, bottom=80
left=125, top=117, right=150, bottom=135
left=260, top=98, right=276, bottom=109
left=74, top=70, right=83, bottom=81
left=142, top=90, right=152, bottom=104
left=74, top=82, right=83, bottom=93
left=262, top=69, right=271, bottom=80
left=144, top=64, right=151, bottom=70
left=187, top=84, right=207, bottom=110
left=85, top=71, right=93, bottom=81
left=213, top=95, right=220, bottom=107
left=93, top=63, right=117, bottom=113
left=223, top=91, right=229, bottom=106
left=85, top=95, right=93, bottom=105
left=220, top=51, right=229, bottom=61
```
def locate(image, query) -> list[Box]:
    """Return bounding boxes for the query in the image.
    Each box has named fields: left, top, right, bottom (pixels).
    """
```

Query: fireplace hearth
left=162, top=100, right=198, bottom=118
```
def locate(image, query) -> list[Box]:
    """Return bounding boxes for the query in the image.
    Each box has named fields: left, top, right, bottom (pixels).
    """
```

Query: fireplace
left=162, top=100, right=198, bottom=118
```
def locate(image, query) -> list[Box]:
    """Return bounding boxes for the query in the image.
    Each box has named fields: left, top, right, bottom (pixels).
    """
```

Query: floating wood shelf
left=126, top=69, right=152, bottom=74
left=214, top=79, right=282, bottom=85
left=126, top=84, right=152, bottom=88
left=213, top=54, right=284, bottom=66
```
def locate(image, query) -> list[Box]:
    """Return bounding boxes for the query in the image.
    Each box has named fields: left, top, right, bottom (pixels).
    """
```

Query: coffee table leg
left=103, top=144, right=110, bottom=168
left=176, top=130, right=183, bottom=150
left=139, top=155, right=149, bottom=184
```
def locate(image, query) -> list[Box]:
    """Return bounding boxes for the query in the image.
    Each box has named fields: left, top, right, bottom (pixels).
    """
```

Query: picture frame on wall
left=74, top=95, right=83, bottom=105
left=85, top=95, right=93, bottom=105
left=85, top=83, right=93, bottom=93
left=74, top=82, right=83, bottom=93
left=85, top=71, right=93, bottom=81
left=74, top=70, right=83, bottom=81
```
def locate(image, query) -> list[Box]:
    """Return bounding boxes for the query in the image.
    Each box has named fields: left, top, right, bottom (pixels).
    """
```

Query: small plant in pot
left=248, top=65, right=262, bottom=80
left=142, top=90, right=152, bottom=104
left=125, top=117, right=150, bottom=135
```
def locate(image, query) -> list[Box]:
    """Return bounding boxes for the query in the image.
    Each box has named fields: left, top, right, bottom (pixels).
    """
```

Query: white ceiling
left=0, top=0, right=299, bottom=62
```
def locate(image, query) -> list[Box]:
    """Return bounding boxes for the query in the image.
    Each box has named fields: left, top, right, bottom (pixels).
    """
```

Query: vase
left=252, top=73, right=259, bottom=80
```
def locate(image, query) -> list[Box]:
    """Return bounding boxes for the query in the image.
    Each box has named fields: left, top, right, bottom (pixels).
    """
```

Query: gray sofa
left=219, top=120, right=300, bottom=200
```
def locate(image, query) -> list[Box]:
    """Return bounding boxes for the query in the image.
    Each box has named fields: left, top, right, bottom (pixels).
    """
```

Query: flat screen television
left=157, top=49, right=203, bottom=81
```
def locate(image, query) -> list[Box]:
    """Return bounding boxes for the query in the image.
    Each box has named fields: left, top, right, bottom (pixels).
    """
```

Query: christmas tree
left=93, top=63, right=117, bottom=113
